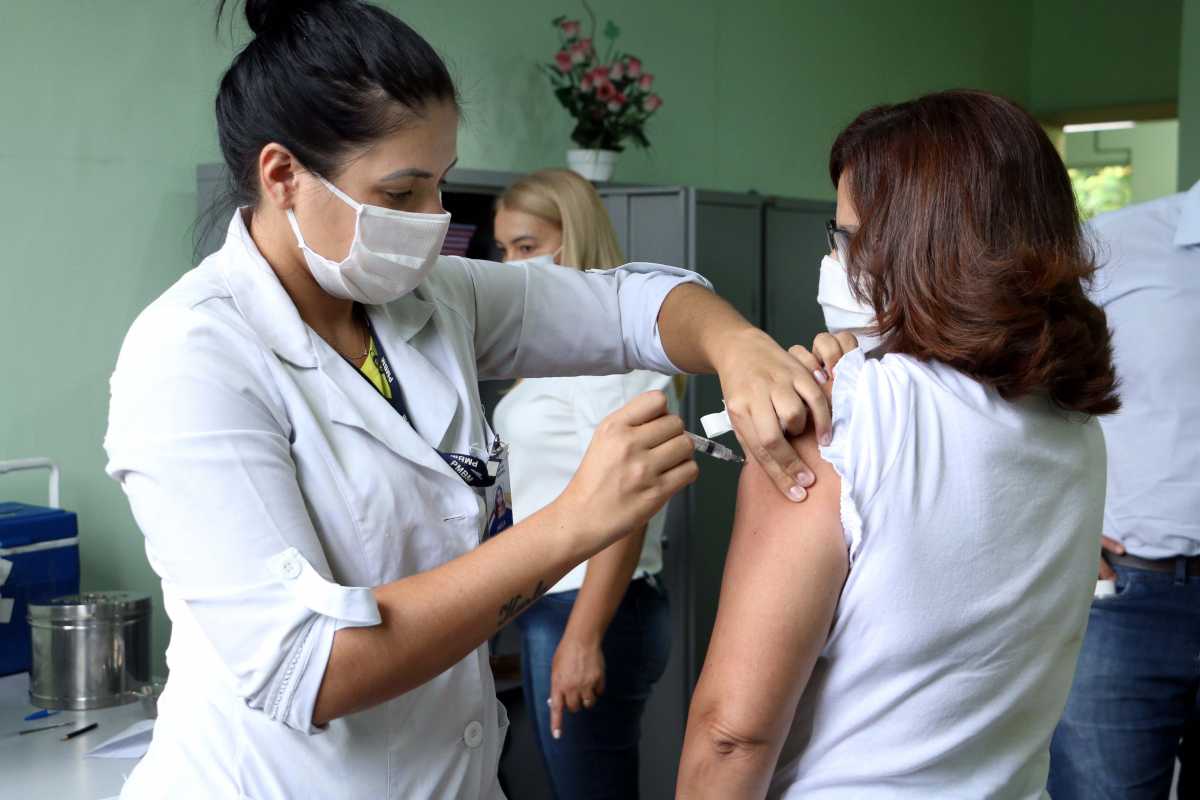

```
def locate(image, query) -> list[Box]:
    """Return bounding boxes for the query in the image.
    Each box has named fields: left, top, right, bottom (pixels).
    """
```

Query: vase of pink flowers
left=544, top=14, right=663, bottom=182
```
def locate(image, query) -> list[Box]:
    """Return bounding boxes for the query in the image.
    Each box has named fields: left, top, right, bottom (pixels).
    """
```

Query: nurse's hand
left=713, top=329, right=833, bottom=502
left=558, top=391, right=697, bottom=552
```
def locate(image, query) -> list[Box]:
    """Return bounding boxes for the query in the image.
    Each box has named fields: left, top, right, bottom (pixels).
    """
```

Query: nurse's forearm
left=312, top=502, right=590, bottom=726
left=657, top=283, right=757, bottom=374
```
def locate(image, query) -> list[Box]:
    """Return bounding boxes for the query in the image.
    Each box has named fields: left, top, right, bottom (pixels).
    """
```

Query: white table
left=0, top=672, right=149, bottom=799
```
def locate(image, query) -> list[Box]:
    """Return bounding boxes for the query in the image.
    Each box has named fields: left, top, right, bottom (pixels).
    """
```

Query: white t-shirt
left=769, top=349, right=1106, bottom=799
left=493, top=371, right=677, bottom=594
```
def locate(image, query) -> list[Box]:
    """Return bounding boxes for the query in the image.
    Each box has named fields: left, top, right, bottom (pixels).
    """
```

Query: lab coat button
left=464, top=720, right=484, bottom=748
left=279, top=554, right=302, bottom=579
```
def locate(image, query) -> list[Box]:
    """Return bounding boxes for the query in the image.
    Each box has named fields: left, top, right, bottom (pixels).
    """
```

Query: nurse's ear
left=257, top=142, right=302, bottom=211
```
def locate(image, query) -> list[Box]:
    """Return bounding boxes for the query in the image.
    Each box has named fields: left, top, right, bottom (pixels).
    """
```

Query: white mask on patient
left=817, top=254, right=883, bottom=353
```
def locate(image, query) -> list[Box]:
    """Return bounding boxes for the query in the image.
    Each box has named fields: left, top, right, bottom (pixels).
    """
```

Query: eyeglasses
left=825, top=219, right=854, bottom=265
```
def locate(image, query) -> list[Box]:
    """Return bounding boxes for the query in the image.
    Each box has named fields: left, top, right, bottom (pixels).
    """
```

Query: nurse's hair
left=828, top=90, right=1120, bottom=416
left=496, top=169, right=626, bottom=270
left=212, top=0, right=458, bottom=207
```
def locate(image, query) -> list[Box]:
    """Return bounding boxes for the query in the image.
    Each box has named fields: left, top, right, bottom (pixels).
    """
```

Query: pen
left=18, top=721, right=72, bottom=736
left=24, top=708, right=60, bottom=721
left=686, top=432, right=744, bottom=464
left=62, top=722, right=98, bottom=741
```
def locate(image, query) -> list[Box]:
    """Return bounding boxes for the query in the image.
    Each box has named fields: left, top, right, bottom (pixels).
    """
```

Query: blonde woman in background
left=493, top=169, right=680, bottom=799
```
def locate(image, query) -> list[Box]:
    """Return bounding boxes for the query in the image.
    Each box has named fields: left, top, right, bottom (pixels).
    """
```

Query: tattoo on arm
left=498, top=580, right=549, bottom=626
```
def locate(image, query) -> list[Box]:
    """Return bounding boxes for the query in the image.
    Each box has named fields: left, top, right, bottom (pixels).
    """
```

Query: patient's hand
left=782, top=332, right=855, bottom=401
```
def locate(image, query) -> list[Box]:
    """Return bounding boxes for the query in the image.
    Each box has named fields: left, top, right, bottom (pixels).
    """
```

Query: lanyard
left=355, top=314, right=498, bottom=489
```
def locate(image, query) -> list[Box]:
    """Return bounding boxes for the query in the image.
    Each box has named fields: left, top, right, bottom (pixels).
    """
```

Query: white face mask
left=287, top=175, right=451, bottom=305
left=817, top=254, right=882, bottom=352
left=504, top=249, right=562, bottom=269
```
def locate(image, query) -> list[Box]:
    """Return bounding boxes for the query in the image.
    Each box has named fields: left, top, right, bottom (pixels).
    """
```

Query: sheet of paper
left=84, top=718, right=155, bottom=759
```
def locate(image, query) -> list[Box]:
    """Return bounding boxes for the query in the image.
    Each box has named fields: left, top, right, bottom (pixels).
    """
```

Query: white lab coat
left=103, top=210, right=706, bottom=799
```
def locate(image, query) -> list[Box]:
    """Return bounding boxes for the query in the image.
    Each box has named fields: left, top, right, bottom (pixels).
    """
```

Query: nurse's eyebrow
left=378, top=158, right=459, bottom=183
left=379, top=167, right=433, bottom=181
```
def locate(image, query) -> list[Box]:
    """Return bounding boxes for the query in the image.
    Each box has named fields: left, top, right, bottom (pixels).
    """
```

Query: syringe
left=686, top=432, right=745, bottom=464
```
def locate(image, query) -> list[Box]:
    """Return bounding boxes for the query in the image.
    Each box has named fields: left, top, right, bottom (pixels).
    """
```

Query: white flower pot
left=567, top=148, right=619, bottom=182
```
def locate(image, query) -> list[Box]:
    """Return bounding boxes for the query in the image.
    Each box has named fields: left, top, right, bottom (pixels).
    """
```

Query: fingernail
left=553, top=729, right=562, bottom=740
left=820, top=432, right=832, bottom=446
left=547, top=698, right=553, bottom=706
left=787, top=484, right=807, bottom=502
left=796, top=470, right=814, bottom=487
left=813, top=368, right=828, bottom=384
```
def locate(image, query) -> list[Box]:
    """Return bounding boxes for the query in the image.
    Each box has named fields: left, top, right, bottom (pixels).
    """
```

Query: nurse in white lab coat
left=103, top=2, right=831, bottom=798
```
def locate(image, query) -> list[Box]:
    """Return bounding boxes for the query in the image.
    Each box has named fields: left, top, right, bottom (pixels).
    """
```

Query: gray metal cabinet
left=599, top=186, right=767, bottom=799
left=764, top=198, right=835, bottom=351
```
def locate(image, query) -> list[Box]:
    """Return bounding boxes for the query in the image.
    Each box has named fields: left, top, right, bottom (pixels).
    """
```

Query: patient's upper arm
left=690, top=428, right=849, bottom=749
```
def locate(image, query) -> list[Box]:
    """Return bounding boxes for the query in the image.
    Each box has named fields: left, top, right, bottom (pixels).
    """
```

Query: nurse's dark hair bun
left=236, top=0, right=341, bottom=35
left=241, top=0, right=325, bottom=35
left=206, top=0, right=458, bottom=215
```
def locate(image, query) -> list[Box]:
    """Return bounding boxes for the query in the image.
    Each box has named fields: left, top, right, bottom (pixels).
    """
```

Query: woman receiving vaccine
left=493, top=169, right=679, bottom=799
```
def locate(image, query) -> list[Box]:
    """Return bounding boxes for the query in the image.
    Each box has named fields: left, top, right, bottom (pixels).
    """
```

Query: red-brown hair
left=830, top=90, right=1119, bottom=415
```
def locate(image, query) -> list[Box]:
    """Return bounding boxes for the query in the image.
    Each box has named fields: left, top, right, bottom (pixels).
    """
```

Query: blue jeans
left=516, top=576, right=671, bottom=800
left=1048, top=563, right=1200, bottom=799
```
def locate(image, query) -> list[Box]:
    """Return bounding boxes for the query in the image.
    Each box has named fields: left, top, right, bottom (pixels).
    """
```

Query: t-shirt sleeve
left=818, top=349, right=912, bottom=564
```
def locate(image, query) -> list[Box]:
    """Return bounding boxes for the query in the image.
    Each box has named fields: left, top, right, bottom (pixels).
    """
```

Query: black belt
left=1108, top=552, right=1200, bottom=578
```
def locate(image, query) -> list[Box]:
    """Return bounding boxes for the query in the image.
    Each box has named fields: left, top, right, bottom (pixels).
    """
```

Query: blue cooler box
left=0, top=502, right=80, bottom=676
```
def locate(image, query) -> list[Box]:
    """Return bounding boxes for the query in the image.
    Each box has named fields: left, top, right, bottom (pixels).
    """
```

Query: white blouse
left=493, top=371, right=678, bottom=594
left=769, top=349, right=1106, bottom=799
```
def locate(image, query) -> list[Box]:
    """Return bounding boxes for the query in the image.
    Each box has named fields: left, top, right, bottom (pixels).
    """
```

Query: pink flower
left=596, top=80, right=617, bottom=102
left=643, top=94, right=662, bottom=112
left=625, top=57, right=642, bottom=78
left=610, top=61, right=624, bottom=81
left=638, top=73, right=654, bottom=91
left=560, top=19, right=581, bottom=38
left=590, top=64, right=609, bottom=81
left=607, top=92, right=627, bottom=113
left=580, top=74, right=594, bottom=92
left=554, top=51, right=573, bottom=72
left=569, top=39, right=592, bottom=65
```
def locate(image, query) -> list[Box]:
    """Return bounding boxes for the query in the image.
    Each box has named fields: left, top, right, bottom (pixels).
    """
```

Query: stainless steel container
left=27, top=592, right=151, bottom=710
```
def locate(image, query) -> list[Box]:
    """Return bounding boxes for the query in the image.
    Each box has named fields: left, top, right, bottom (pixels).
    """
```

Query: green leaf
left=604, top=20, right=620, bottom=40
left=552, top=15, right=566, bottom=26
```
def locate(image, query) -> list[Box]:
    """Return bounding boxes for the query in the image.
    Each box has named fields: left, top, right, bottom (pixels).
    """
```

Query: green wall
left=2, top=0, right=1185, bottom=670
left=1180, top=0, right=1200, bottom=188
left=1029, top=0, right=1183, bottom=115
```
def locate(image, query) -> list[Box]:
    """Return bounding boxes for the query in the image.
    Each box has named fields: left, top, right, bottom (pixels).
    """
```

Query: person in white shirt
left=102, top=4, right=840, bottom=798
left=676, top=90, right=1120, bottom=799
left=492, top=169, right=681, bottom=799
left=1048, top=181, right=1200, bottom=800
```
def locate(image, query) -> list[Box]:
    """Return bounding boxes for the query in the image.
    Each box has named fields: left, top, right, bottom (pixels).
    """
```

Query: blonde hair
left=496, top=169, right=625, bottom=269
left=498, top=169, right=687, bottom=399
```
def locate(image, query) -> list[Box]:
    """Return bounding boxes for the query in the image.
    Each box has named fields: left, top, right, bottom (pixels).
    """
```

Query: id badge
left=483, top=439, right=513, bottom=540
